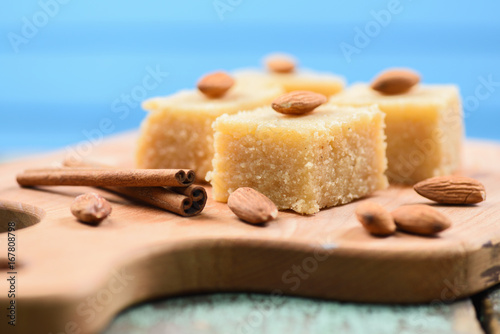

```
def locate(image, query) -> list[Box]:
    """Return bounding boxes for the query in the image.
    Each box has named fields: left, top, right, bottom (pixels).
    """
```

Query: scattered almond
left=414, top=175, right=486, bottom=204
left=197, top=71, right=235, bottom=98
left=272, top=91, right=327, bottom=115
left=355, top=201, right=396, bottom=236
left=71, top=192, right=112, bottom=225
left=371, top=68, right=420, bottom=95
left=265, top=54, right=296, bottom=73
left=227, top=187, right=278, bottom=224
left=391, top=204, right=451, bottom=236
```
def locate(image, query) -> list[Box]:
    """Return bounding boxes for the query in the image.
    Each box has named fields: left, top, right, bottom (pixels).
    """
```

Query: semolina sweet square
left=208, top=105, right=388, bottom=214
left=234, top=69, right=345, bottom=97
left=329, top=84, right=463, bottom=184
left=136, top=80, right=284, bottom=180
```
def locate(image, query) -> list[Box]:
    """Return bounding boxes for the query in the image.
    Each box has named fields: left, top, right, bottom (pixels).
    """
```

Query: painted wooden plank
left=103, top=293, right=483, bottom=334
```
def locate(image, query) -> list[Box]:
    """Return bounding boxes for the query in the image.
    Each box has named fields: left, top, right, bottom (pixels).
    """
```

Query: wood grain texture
left=0, top=132, right=499, bottom=334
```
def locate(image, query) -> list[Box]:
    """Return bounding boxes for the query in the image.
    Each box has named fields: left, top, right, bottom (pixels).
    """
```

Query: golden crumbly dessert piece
left=136, top=80, right=284, bottom=180
left=329, top=83, right=463, bottom=184
left=234, top=69, right=345, bottom=97
left=208, top=105, right=388, bottom=214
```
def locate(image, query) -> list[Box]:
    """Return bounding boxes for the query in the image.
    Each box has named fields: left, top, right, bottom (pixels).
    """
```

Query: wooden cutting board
left=1, top=132, right=499, bottom=334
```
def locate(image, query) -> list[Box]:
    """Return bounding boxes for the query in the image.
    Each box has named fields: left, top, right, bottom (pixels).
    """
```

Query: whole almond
left=197, top=71, right=235, bottom=98
left=371, top=68, right=420, bottom=95
left=355, top=201, right=396, bottom=236
left=227, top=187, right=278, bottom=224
left=265, top=54, right=296, bottom=73
left=414, top=176, right=486, bottom=204
left=391, top=205, right=451, bottom=235
left=71, top=192, right=112, bottom=225
left=272, top=91, right=327, bottom=115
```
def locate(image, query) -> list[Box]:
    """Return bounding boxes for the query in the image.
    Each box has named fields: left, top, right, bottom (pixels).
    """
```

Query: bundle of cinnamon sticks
left=16, top=160, right=207, bottom=217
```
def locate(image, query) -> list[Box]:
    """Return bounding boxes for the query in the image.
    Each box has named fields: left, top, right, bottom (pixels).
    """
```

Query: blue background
left=1, top=0, right=499, bottom=160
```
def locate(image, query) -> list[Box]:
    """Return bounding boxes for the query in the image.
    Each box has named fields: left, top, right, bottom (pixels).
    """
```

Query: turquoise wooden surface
left=103, top=293, right=483, bottom=334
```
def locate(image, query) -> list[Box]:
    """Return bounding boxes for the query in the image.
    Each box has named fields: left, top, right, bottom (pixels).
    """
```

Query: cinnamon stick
left=17, top=168, right=195, bottom=187
left=106, top=185, right=207, bottom=216
left=61, top=159, right=207, bottom=217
